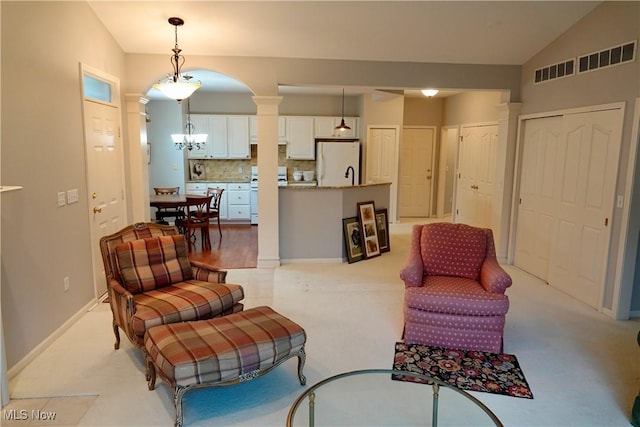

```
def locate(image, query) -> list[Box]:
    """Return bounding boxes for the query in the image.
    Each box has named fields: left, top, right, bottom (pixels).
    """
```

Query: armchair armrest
left=108, top=278, right=137, bottom=340
left=190, top=260, right=228, bottom=283
left=400, top=251, right=424, bottom=287
left=400, top=224, right=425, bottom=287
left=480, top=257, right=512, bottom=294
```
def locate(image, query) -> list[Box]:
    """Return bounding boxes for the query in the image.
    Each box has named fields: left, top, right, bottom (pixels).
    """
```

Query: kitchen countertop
left=187, top=180, right=251, bottom=184
left=280, top=182, right=391, bottom=190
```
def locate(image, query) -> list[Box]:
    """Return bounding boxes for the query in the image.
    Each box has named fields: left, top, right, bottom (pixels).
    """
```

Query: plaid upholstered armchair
left=99, top=222, right=244, bottom=350
left=400, top=222, right=512, bottom=353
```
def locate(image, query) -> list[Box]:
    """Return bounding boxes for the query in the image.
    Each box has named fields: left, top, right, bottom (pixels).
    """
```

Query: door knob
left=93, top=207, right=102, bottom=214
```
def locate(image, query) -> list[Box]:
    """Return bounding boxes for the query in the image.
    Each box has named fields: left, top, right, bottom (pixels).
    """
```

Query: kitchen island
left=279, top=182, right=391, bottom=262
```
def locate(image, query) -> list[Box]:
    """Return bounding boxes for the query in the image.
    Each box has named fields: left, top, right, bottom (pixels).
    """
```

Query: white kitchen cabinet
left=185, top=182, right=228, bottom=219
left=188, top=115, right=249, bottom=159
left=285, top=116, right=315, bottom=160
left=226, top=183, right=250, bottom=221
left=208, top=116, right=229, bottom=158
left=314, top=116, right=359, bottom=139
left=250, top=116, right=287, bottom=145
left=185, top=182, right=209, bottom=195
left=227, top=116, right=250, bottom=158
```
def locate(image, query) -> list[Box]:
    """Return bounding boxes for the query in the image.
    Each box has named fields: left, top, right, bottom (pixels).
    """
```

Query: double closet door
left=514, top=107, right=624, bottom=309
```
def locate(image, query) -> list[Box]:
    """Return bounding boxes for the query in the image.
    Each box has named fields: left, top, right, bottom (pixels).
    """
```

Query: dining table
left=149, top=193, right=210, bottom=210
left=149, top=193, right=213, bottom=248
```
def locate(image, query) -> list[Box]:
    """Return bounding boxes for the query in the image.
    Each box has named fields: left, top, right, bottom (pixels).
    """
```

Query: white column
left=253, top=96, right=282, bottom=267
left=494, top=102, right=522, bottom=262
left=125, top=94, right=151, bottom=223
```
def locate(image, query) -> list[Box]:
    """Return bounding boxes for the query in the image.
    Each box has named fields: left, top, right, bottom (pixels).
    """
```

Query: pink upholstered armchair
left=399, top=222, right=512, bottom=353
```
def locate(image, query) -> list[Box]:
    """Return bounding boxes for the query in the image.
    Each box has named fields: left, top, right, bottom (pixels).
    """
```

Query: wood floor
left=188, top=224, right=258, bottom=269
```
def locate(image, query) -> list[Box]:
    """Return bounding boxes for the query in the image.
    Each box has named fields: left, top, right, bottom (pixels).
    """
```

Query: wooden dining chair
left=176, top=195, right=213, bottom=251
left=153, top=187, right=185, bottom=225
left=207, top=187, right=225, bottom=238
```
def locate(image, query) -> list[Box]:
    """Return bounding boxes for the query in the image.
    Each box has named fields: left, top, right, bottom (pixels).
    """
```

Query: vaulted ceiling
left=88, top=1, right=601, bottom=96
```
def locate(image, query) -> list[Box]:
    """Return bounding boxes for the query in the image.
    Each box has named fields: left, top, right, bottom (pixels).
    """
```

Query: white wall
left=1, top=2, right=125, bottom=370
left=146, top=101, right=186, bottom=197
left=443, top=91, right=504, bottom=126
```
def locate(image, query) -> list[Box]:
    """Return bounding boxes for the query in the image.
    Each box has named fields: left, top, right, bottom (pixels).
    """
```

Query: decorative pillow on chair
left=421, top=223, right=487, bottom=280
left=115, top=235, right=193, bottom=294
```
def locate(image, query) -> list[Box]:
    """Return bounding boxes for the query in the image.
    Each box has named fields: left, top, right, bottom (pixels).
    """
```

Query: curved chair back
left=207, top=187, right=224, bottom=212
left=154, top=186, right=180, bottom=195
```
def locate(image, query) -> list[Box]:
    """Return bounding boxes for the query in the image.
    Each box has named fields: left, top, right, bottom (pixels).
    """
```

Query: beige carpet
left=6, top=219, right=640, bottom=426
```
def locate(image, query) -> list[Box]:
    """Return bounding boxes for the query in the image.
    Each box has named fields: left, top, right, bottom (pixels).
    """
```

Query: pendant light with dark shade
left=335, top=88, right=351, bottom=132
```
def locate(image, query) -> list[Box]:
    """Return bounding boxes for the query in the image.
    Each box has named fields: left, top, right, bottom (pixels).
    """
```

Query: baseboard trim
left=8, top=299, right=96, bottom=380
left=280, top=257, right=344, bottom=264
left=257, top=258, right=280, bottom=268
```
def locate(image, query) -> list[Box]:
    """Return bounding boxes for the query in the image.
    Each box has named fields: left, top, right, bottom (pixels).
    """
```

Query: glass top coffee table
left=287, top=369, right=503, bottom=427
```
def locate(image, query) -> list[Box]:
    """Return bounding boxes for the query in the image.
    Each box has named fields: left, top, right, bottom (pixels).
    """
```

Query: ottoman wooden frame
left=144, top=306, right=307, bottom=427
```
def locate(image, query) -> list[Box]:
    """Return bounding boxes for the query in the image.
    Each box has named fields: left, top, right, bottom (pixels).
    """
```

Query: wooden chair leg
left=201, top=226, right=211, bottom=250
left=217, top=217, right=222, bottom=237
left=184, top=227, right=194, bottom=252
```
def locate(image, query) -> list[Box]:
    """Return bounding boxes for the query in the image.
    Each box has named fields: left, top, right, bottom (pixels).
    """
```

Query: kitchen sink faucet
left=344, top=166, right=355, bottom=186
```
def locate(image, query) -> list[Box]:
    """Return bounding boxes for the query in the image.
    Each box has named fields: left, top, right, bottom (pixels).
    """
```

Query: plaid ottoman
left=144, top=306, right=307, bottom=427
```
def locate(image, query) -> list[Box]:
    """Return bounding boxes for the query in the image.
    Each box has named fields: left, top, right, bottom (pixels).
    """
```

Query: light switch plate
left=67, top=188, right=78, bottom=203
left=57, top=192, right=66, bottom=207
left=67, top=189, right=79, bottom=204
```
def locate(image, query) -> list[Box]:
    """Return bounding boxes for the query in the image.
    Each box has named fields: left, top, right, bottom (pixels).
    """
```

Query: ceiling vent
left=577, top=40, right=636, bottom=74
left=534, top=58, right=575, bottom=84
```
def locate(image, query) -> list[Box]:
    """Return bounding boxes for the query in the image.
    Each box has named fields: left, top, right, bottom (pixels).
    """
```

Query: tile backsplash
left=188, top=145, right=316, bottom=182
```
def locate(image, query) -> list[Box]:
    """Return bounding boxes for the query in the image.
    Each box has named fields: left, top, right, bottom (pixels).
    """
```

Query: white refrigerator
left=316, top=140, right=360, bottom=187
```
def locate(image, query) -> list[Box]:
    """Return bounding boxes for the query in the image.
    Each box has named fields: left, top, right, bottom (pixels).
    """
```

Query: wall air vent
left=534, top=58, right=575, bottom=84
left=577, top=40, right=636, bottom=74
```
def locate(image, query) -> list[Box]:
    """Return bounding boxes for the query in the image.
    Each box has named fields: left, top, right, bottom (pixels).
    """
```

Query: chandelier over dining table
left=152, top=17, right=201, bottom=102
left=172, top=98, right=207, bottom=151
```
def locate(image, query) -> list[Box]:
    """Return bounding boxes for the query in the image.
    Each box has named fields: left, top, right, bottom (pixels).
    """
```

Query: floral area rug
left=392, top=342, right=533, bottom=399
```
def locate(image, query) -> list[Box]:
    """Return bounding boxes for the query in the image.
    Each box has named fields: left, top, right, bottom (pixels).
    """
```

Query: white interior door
left=514, top=116, right=562, bottom=281
left=366, top=127, right=398, bottom=221
left=83, top=99, right=126, bottom=298
left=455, top=124, right=497, bottom=228
left=548, top=108, right=623, bottom=308
left=399, top=127, right=435, bottom=217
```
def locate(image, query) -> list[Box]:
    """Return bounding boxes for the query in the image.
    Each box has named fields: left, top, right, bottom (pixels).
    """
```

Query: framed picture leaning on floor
left=357, top=201, right=380, bottom=259
left=342, top=217, right=364, bottom=263
left=375, top=208, right=390, bottom=253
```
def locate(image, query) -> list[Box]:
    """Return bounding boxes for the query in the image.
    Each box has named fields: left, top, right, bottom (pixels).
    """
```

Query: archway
left=138, top=69, right=283, bottom=267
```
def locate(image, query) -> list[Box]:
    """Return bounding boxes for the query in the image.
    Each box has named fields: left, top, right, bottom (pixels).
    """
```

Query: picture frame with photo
left=190, top=159, right=206, bottom=181
left=375, top=208, right=390, bottom=253
left=357, top=201, right=381, bottom=259
left=342, top=217, right=364, bottom=263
